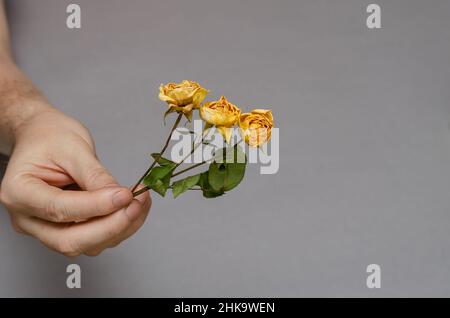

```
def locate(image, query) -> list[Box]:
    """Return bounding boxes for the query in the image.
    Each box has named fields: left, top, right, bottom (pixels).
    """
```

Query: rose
left=239, top=109, right=274, bottom=147
left=133, top=81, right=277, bottom=200
left=159, top=80, right=208, bottom=120
left=199, top=96, right=241, bottom=143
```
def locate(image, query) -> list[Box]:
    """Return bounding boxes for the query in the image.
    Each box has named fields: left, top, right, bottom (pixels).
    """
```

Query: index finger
left=14, top=195, right=149, bottom=257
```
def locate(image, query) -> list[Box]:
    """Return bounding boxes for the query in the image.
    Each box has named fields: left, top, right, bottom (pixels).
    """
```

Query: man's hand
left=0, top=1, right=150, bottom=256
left=0, top=109, right=151, bottom=257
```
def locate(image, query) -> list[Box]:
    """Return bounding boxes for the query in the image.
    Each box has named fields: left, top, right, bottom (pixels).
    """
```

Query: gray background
left=0, top=0, right=450, bottom=297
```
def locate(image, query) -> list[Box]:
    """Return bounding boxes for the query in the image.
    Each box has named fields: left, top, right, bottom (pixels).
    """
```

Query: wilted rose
left=199, top=96, right=241, bottom=143
left=159, top=80, right=208, bottom=120
left=239, top=109, right=274, bottom=147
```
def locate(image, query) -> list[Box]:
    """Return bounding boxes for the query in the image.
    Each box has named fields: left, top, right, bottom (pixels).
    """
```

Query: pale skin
left=0, top=1, right=151, bottom=257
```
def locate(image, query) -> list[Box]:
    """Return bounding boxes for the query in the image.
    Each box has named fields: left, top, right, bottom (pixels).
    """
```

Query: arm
left=0, top=2, right=151, bottom=256
left=0, top=1, right=51, bottom=155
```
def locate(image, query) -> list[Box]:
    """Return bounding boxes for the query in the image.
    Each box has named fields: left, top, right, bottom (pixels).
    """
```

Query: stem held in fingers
left=132, top=186, right=149, bottom=197
left=130, top=113, right=183, bottom=193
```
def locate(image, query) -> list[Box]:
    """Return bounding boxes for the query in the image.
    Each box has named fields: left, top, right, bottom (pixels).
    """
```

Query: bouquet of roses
left=131, top=80, right=274, bottom=199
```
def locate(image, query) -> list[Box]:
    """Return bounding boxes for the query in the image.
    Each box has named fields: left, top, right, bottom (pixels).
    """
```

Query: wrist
left=0, top=67, right=55, bottom=154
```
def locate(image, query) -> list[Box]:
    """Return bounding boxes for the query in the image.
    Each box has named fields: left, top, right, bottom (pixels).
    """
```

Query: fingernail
left=112, top=189, right=132, bottom=208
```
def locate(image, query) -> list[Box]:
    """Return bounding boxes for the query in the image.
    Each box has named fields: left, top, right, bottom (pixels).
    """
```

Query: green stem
left=173, top=127, right=211, bottom=170
left=131, top=113, right=183, bottom=193
left=132, top=186, right=150, bottom=198
left=168, top=185, right=202, bottom=190
left=132, top=180, right=203, bottom=198
left=133, top=128, right=209, bottom=198
left=171, top=138, right=244, bottom=181
left=132, top=132, right=244, bottom=198
left=172, top=161, right=208, bottom=178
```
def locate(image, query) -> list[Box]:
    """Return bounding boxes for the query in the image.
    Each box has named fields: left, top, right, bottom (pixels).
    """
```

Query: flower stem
left=132, top=131, right=244, bottom=198
left=172, top=161, right=208, bottom=178
left=173, top=127, right=211, bottom=170
left=132, top=130, right=209, bottom=198
left=170, top=138, right=243, bottom=178
left=132, top=186, right=150, bottom=197
left=131, top=113, right=183, bottom=193
left=132, top=169, right=205, bottom=197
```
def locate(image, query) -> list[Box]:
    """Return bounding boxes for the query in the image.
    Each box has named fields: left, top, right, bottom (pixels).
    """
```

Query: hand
left=0, top=109, right=151, bottom=257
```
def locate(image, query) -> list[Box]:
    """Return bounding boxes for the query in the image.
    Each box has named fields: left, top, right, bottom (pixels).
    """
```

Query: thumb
left=18, top=178, right=133, bottom=222
left=34, top=146, right=136, bottom=221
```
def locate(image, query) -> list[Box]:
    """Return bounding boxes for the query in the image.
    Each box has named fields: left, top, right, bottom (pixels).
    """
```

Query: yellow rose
left=199, top=96, right=241, bottom=144
left=239, top=109, right=274, bottom=147
left=159, top=80, right=209, bottom=121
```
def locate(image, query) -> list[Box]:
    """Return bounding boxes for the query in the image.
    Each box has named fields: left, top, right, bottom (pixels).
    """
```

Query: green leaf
left=171, top=174, right=201, bottom=198
left=203, top=188, right=225, bottom=198
left=151, top=153, right=175, bottom=166
left=208, top=145, right=247, bottom=192
left=143, top=164, right=176, bottom=185
left=208, top=162, right=226, bottom=191
left=197, top=171, right=225, bottom=198
left=197, top=171, right=209, bottom=188
left=150, top=172, right=172, bottom=197
left=213, top=144, right=246, bottom=163
left=143, top=163, right=176, bottom=197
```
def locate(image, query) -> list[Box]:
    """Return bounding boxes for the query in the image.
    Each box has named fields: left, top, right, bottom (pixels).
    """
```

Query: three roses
left=159, top=80, right=274, bottom=147
left=132, top=80, right=275, bottom=199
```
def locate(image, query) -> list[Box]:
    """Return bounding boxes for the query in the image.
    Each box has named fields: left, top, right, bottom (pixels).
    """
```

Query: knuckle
left=44, top=200, right=64, bottom=222
left=0, top=179, right=15, bottom=208
left=10, top=216, right=25, bottom=234
left=106, top=225, right=123, bottom=239
left=44, top=193, right=71, bottom=222
left=86, top=166, right=114, bottom=186
left=56, top=237, right=81, bottom=258
left=0, top=190, right=10, bottom=208
left=109, top=241, right=121, bottom=249
left=105, top=219, right=129, bottom=240
left=85, top=249, right=103, bottom=257
left=62, top=251, right=80, bottom=258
